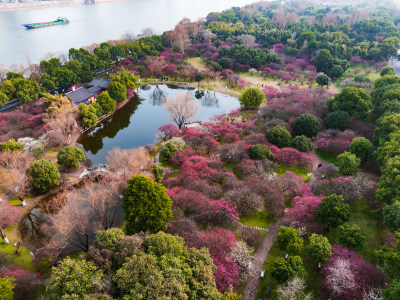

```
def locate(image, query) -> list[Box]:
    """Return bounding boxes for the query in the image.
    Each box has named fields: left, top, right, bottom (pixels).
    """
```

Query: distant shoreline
left=0, top=0, right=130, bottom=12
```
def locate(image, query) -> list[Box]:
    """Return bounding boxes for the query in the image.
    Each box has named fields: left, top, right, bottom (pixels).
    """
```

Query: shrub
left=152, top=164, right=165, bottom=183
left=330, top=65, right=344, bottom=78
left=324, top=111, right=350, bottom=131
left=56, top=146, right=85, bottom=168
left=289, top=135, right=314, bottom=152
left=238, top=87, right=265, bottom=108
left=336, top=151, right=360, bottom=175
left=337, top=224, right=365, bottom=249
left=292, top=114, right=321, bottom=138
left=316, top=74, right=329, bottom=87
left=265, top=125, right=291, bottom=147
left=160, top=141, right=176, bottom=161
left=218, top=58, right=233, bottom=70
left=349, top=137, right=373, bottom=162
left=27, top=160, right=60, bottom=192
left=0, top=139, right=23, bottom=151
left=380, top=66, right=396, bottom=76
left=248, top=144, right=274, bottom=160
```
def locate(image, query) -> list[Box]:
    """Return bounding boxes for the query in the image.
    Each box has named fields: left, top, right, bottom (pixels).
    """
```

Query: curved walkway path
left=242, top=218, right=285, bottom=300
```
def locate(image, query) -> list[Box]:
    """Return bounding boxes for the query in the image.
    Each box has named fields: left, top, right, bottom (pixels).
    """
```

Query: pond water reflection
left=78, top=84, right=239, bottom=164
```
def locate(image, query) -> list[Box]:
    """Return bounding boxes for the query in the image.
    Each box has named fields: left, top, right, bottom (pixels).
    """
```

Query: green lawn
left=275, top=165, right=311, bottom=181
left=342, top=64, right=380, bottom=81
left=323, top=198, right=383, bottom=262
left=315, top=149, right=337, bottom=165
left=1, top=225, right=50, bottom=273
left=240, top=211, right=274, bottom=229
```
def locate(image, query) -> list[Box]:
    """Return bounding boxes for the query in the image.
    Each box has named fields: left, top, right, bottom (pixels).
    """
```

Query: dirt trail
left=242, top=219, right=285, bottom=300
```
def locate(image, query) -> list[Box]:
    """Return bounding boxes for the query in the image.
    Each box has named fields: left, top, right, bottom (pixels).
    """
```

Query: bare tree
left=238, top=34, right=256, bottom=47
left=326, top=259, right=356, bottom=298
left=46, top=180, right=124, bottom=252
left=277, top=277, right=312, bottom=300
left=362, top=288, right=383, bottom=300
left=272, top=7, right=286, bottom=28
left=121, top=31, right=136, bottom=43
left=106, top=146, right=151, bottom=180
left=141, top=27, right=155, bottom=37
left=322, top=13, right=338, bottom=25
left=44, top=96, right=80, bottom=146
left=164, top=92, right=200, bottom=129
left=0, top=150, right=34, bottom=206
left=0, top=63, right=8, bottom=83
left=166, top=24, right=190, bottom=53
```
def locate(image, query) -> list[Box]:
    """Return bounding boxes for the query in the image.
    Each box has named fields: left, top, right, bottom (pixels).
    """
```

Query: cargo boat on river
left=22, top=17, right=69, bottom=29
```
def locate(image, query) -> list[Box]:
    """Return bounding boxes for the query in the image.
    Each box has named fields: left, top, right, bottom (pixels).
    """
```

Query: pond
left=78, top=84, right=240, bottom=164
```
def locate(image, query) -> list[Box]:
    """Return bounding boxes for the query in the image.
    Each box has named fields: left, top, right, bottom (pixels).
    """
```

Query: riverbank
left=0, top=0, right=129, bottom=12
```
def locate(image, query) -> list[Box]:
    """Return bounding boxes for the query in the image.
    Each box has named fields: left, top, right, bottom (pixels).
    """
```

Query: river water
left=78, top=84, right=240, bottom=164
left=0, top=0, right=256, bottom=67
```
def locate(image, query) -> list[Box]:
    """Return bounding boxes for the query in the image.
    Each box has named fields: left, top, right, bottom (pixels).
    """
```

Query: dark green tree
left=79, top=103, right=98, bottom=128
left=122, top=175, right=173, bottom=234
left=45, top=258, right=104, bottom=299
left=316, top=194, right=350, bottom=228
left=383, top=201, right=400, bottom=231
left=292, top=114, right=321, bottom=138
left=218, top=58, right=233, bottom=69
left=324, top=111, right=350, bottom=131
left=265, top=125, right=291, bottom=147
left=0, top=277, right=15, bottom=300
left=383, top=280, right=400, bottom=300
left=327, top=87, right=372, bottom=118
left=108, top=81, right=127, bottom=102
left=27, top=160, right=60, bottom=192
left=330, top=65, right=344, bottom=78
left=0, top=91, right=8, bottom=107
left=337, top=224, right=366, bottom=249
left=336, top=151, right=360, bottom=175
left=307, top=234, right=332, bottom=264
left=349, top=137, right=373, bottom=162
left=376, top=156, right=400, bottom=204
left=373, top=113, right=400, bottom=144
left=314, top=49, right=334, bottom=73
left=96, top=91, right=116, bottom=115
left=289, top=135, right=314, bottom=152
left=57, top=146, right=86, bottom=168
left=94, top=228, right=125, bottom=251
left=238, top=87, right=265, bottom=108
left=160, top=141, right=176, bottom=161
left=248, top=144, right=274, bottom=160
left=381, top=66, right=397, bottom=77
left=276, top=226, right=304, bottom=255
left=316, top=74, right=330, bottom=87
left=152, top=164, right=165, bottom=183
left=271, top=256, right=306, bottom=284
